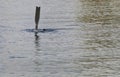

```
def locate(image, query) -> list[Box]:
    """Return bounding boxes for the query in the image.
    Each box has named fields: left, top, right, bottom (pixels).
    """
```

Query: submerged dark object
left=35, top=6, right=41, bottom=32
left=24, top=28, right=56, bottom=33
left=24, top=28, right=73, bottom=33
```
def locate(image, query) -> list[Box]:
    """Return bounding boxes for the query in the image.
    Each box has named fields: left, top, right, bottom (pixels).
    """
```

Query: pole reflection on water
left=34, top=34, right=42, bottom=72
left=34, top=34, right=40, bottom=51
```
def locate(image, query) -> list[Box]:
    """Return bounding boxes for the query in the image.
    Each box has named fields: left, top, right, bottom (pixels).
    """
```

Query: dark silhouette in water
left=24, top=28, right=74, bottom=33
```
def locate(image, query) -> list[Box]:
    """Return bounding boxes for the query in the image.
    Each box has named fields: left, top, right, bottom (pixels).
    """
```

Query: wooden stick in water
left=35, top=6, right=40, bottom=32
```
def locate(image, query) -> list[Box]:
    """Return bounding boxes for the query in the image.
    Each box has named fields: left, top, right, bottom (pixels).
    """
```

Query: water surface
left=0, top=0, right=120, bottom=77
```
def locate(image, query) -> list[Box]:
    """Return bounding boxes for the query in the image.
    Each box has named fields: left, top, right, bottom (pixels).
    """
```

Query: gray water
left=0, top=0, right=120, bottom=77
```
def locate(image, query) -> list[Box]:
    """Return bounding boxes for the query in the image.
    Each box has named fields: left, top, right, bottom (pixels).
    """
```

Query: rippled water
left=0, top=0, right=120, bottom=77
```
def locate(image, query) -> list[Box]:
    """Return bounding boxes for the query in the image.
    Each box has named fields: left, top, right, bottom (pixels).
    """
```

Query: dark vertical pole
left=35, top=6, right=40, bottom=33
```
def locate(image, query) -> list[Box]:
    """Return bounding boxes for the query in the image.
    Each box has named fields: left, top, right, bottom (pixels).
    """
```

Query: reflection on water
left=74, top=0, right=120, bottom=76
left=83, top=25, right=120, bottom=50
left=34, top=34, right=41, bottom=51
left=76, top=0, right=120, bottom=25
left=76, top=0, right=120, bottom=50
left=34, top=34, right=40, bottom=69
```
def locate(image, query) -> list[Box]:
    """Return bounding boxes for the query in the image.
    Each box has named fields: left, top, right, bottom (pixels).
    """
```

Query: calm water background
left=0, top=0, right=120, bottom=77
